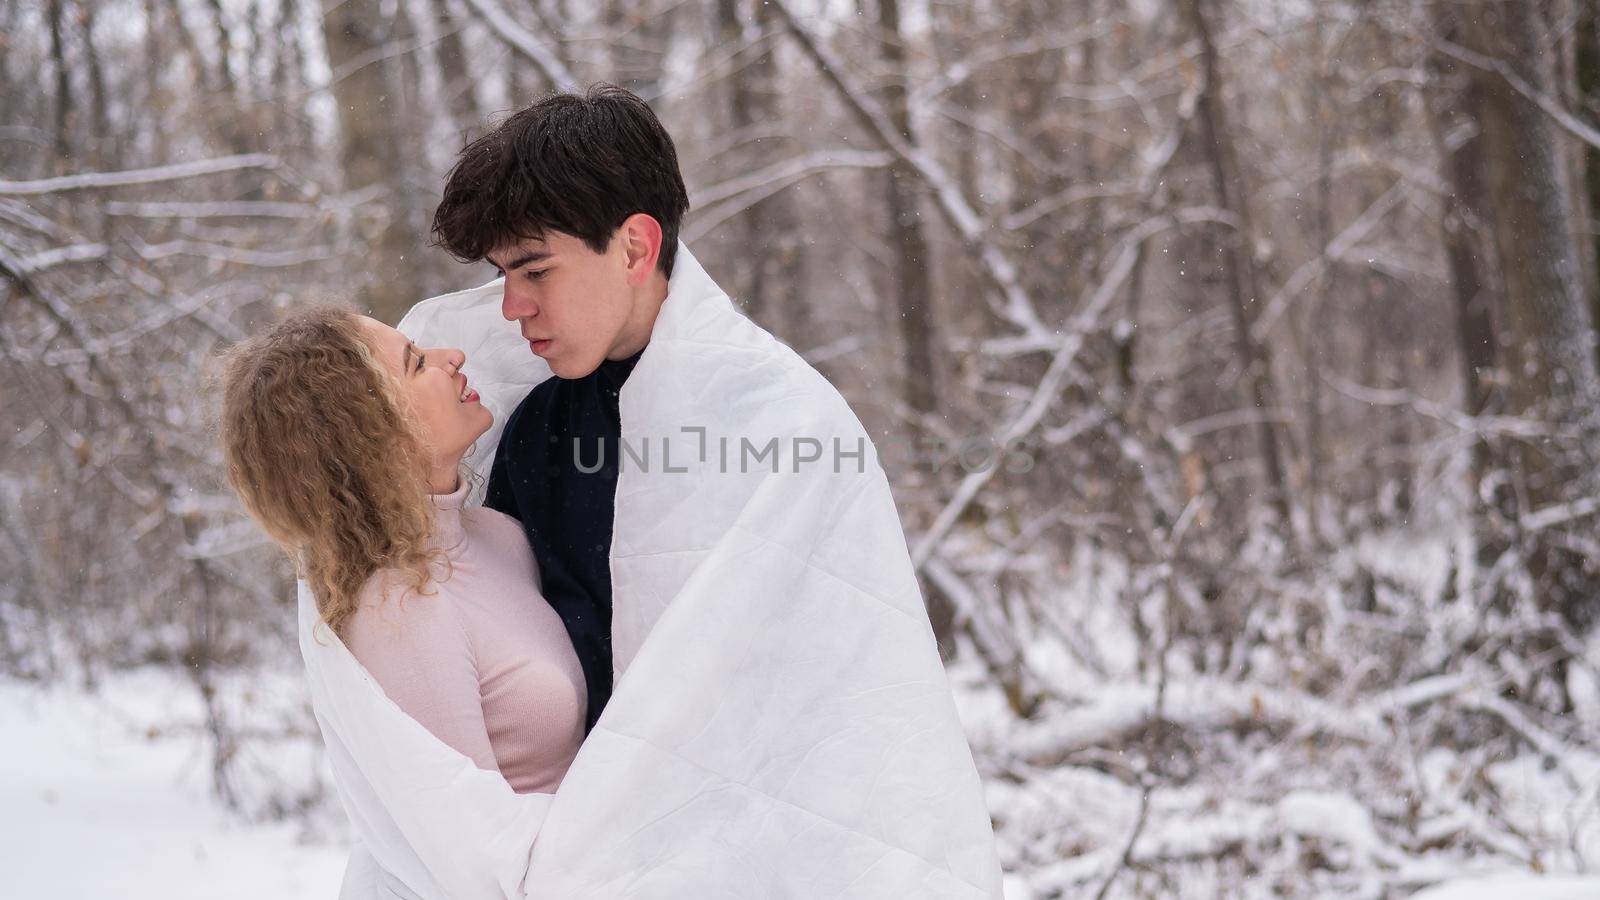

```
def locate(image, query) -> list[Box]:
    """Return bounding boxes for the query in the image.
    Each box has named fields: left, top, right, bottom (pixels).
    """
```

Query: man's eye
left=494, top=269, right=505, bottom=279
left=528, top=269, right=548, bottom=281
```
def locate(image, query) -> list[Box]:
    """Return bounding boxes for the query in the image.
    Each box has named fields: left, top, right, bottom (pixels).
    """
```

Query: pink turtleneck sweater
left=343, top=480, right=587, bottom=794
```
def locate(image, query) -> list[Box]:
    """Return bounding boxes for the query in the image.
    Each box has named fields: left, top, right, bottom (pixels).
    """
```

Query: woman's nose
left=426, top=348, right=465, bottom=374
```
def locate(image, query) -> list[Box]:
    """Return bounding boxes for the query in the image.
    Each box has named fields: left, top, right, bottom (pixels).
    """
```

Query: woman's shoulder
left=458, top=506, right=542, bottom=593
left=461, top=505, right=533, bottom=552
left=346, top=566, right=464, bottom=640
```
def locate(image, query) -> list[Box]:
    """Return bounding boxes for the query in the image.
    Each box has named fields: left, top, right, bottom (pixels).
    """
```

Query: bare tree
left=873, top=0, right=939, bottom=428
left=1459, top=0, right=1600, bottom=628
left=7, top=2, right=1600, bottom=892
left=429, top=0, right=481, bottom=143
left=1184, top=0, right=1294, bottom=530
left=710, top=0, right=806, bottom=344
left=1427, top=9, right=1502, bottom=540
left=47, top=0, right=70, bottom=165
left=321, top=0, right=427, bottom=323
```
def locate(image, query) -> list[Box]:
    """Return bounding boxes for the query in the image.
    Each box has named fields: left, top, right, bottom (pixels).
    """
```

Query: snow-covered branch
left=1014, top=679, right=1385, bottom=766
left=131, top=237, right=337, bottom=268
left=770, top=0, right=1049, bottom=339
left=911, top=207, right=1233, bottom=569
left=104, top=200, right=324, bottom=219
left=460, top=0, right=578, bottom=92
left=0, top=154, right=279, bottom=196
left=10, top=243, right=107, bottom=275
left=685, top=149, right=892, bottom=241
left=1430, top=36, right=1600, bottom=152
left=1250, top=178, right=1411, bottom=340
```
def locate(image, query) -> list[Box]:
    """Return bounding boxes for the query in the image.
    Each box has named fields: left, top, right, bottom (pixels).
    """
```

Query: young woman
left=218, top=307, right=585, bottom=797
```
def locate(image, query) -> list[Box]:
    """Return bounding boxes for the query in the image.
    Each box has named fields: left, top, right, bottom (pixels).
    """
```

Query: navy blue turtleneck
left=485, top=349, right=643, bottom=732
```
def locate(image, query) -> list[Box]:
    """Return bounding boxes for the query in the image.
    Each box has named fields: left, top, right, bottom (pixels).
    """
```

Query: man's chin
left=547, top=355, right=603, bottom=380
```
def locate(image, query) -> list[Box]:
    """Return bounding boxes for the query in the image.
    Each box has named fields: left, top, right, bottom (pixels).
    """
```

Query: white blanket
left=300, top=245, right=1002, bottom=898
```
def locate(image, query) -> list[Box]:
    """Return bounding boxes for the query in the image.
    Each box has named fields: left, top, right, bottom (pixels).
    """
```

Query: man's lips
left=528, top=338, right=553, bottom=355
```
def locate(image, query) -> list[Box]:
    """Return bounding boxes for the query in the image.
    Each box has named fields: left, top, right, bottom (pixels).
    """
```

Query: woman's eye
left=416, top=353, right=426, bottom=373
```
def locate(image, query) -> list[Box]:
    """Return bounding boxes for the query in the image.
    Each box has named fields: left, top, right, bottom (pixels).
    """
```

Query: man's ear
left=618, top=213, right=663, bottom=287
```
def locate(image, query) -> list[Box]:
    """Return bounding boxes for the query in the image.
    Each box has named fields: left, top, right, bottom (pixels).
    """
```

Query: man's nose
left=502, top=283, right=537, bottom=321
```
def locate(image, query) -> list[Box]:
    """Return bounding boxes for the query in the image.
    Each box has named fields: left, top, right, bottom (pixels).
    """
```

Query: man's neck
left=607, top=272, right=669, bottom=360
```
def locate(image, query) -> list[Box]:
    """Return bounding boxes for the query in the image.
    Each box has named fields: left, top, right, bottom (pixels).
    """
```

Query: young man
left=320, top=84, right=1003, bottom=896
left=432, top=86, right=689, bottom=731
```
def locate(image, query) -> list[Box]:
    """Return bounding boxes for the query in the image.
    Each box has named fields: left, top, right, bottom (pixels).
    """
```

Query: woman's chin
left=471, top=408, right=494, bottom=441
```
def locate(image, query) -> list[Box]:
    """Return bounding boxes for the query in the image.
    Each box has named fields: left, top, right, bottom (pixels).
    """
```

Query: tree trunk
left=271, top=0, right=311, bottom=150
left=1575, top=5, right=1600, bottom=365
left=713, top=0, right=807, bottom=344
left=431, top=0, right=481, bottom=144
left=1556, top=0, right=1597, bottom=320
left=203, top=0, right=236, bottom=96
left=1184, top=0, right=1294, bottom=530
left=869, top=0, right=954, bottom=655
left=1461, top=2, right=1600, bottom=628
left=321, top=0, right=426, bottom=323
left=48, top=0, right=70, bottom=166
left=509, top=0, right=574, bottom=98
left=1426, top=19, right=1502, bottom=517
left=1003, top=0, right=1071, bottom=322
left=929, top=0, right=986, bottom=348
left=1299, top=6, right=1334, bottom=542
left=77, top=2, right=111, bottom=170
left=143, top=0, right=170, bottom=161
left=747, top=0, right=808, bottom=344
left=392, top=0, right=435, bottom=297
left=876, top=0, right=939, bottom=428
left=605, top=0, right=668, bottom=98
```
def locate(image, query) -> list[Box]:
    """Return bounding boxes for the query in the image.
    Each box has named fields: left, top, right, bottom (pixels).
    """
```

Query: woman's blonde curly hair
left=217, top=306, right=440, bottom=639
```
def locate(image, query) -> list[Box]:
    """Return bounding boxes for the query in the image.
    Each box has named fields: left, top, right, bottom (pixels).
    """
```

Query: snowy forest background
left=4, top=0, right=1600, bottom=896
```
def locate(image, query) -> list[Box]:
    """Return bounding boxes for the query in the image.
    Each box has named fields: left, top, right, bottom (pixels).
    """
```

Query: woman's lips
left=462, top=388, right=479, bottom=403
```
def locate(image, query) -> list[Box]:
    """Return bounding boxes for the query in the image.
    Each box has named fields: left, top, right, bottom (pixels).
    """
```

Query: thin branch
left=1323, top=375, right=1562, bottom=441
left=910, top=207, right=1232, bottom=570
left=1431, top=35, right=1600, bottom=152
left=131, top=237, right=337, bottom=268
left=459, top=0, right=579, bottom=92
left=770, top=0, right=1048, bottom=339
left=11, top=242, right=108, bottom=275
left=1250, top=178, right=1410, bottom=340
left=688, top=148, right=891, bottom=219
left=0, top=154, right=279, bottom=196
left=104, top=199, right=324, bottom=219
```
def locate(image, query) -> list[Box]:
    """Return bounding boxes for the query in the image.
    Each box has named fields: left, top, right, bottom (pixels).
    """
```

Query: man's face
left=489, top=230, right=633, bottom=379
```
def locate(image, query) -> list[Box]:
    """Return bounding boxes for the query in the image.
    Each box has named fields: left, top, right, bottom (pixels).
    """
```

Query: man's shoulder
left=651, top=331, right=866, bottom=444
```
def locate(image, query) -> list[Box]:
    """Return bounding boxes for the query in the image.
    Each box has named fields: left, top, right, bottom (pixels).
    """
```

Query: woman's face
left=356, top=316, right=492, bottom=480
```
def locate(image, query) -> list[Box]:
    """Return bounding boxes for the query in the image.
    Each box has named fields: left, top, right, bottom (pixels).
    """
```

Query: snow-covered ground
left=1, top=672, right=346, bottom=899
left=7, top=663, right=1600, bottom=899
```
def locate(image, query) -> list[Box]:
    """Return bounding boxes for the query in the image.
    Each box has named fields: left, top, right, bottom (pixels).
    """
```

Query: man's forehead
left=487, top=236, right=553, bottom=268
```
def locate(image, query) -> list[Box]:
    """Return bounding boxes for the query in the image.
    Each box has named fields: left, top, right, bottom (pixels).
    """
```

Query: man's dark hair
left=432, top=84, right=691, bottom=276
